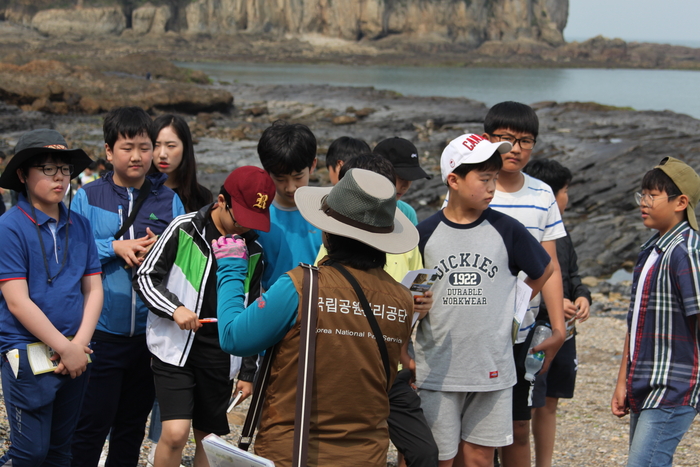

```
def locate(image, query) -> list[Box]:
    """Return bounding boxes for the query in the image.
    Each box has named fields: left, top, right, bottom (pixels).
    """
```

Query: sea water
left=177, top=62, right=700, bottom=119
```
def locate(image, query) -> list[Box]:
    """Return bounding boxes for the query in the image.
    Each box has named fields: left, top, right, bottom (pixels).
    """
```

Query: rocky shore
left=3, top=68, right=699, bottom=277
left=0, top=281, right=698, bottom=466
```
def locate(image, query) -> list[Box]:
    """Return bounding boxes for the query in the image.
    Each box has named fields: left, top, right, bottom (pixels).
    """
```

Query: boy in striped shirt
left=611, top=157, right=700, bottom=467
left=482, top=102, right=566, bottom=467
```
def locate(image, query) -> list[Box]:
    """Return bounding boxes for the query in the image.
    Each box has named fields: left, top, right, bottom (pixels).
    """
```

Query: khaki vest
left=254, top=263, right=414, bottom=467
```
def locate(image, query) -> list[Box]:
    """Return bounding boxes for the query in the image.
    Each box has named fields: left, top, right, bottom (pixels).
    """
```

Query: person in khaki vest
left=214, top=168, right=420, bottom=467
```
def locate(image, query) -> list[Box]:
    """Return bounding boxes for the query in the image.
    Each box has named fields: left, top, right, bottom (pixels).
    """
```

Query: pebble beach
left=1, top=284, right=698, bottom=466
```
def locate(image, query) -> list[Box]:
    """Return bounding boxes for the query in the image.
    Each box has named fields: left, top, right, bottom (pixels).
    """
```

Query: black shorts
left=151, top=356, right=233, bottom=435
left=532, top=337, right=577, bottom=406
left=512, top=343, right=547, bottom=421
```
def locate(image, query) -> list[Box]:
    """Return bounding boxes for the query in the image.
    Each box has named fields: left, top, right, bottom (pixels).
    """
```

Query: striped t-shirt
left=491, top=173, right=566, bottom=342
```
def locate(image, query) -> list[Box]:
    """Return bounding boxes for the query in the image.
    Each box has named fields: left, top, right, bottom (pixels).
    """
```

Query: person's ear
left=105, top=143, right=113, bottom=162
left=675, top=194, right=689, bottom=213
left=446, top=173, right=460, bottom=190
left=216, top=194, right=227, bottom=209
left=309, top=158, right=318, bottom=174
left=16, top=168, right=26, bottom=184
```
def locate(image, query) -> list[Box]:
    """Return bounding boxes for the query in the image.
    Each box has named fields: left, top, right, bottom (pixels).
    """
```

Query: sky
left=565, top=0, right=700, bottom=46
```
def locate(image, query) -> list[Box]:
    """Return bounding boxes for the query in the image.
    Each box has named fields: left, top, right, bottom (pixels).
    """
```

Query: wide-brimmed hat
left=0, top=129, right=93, bottom=192
left=655, top=156, right=700, bottom=231
left=222, top=166, right=276, bottom=232
left=295, top=168, right=419, bottom=254
left=374, top=137, right=431, bottom=181
left=440, top=134, right=512, bottom=182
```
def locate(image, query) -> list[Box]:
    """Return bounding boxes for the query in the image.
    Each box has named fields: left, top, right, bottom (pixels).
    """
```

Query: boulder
left=132, top=3, right=172, bottom=35
left=31, top=7, right=126, bottom=36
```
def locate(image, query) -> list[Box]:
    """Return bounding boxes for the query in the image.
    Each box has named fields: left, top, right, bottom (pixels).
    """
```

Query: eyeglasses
left=634, top=192, right=678, bottom=207
left=489, top=133, right=536, bottom=150
left=32, top=164, right=74, bottom=176
left=226, top=205, right=242, bottom=228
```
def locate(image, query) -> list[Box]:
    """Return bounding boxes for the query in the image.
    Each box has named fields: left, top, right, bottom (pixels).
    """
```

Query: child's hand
left=563, top=298, right=578, bottom=320
left=575, top=296, right=590, bottom=323
left=173, top=306, right=202, bottom=331
left=611, top=381, right=629, bottom=418
left=413, top=291, right=433, bottom=319
left=235, top=380, right=253, bottom=402
left=113, top=228, right=157, bottom=267
left=211, top=235, right=248, bottom=261
left=532, top=331, right=565, bottom=374
left=53, top=341, right=91, bottom=379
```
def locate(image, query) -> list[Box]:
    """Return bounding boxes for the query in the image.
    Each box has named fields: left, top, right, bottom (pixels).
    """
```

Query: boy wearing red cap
left=134, top=166, right=276, bottom=467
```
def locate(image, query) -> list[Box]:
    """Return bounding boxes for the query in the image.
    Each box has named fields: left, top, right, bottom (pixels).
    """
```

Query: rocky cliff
left=3, top=0, right=568, bottom=46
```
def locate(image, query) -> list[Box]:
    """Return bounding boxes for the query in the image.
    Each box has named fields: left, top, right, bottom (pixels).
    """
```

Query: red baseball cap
left=223, top=166, right=276, bottom=232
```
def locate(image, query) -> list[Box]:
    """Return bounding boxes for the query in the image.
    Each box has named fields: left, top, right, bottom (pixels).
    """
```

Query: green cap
left=655, top=157, right=700, bottom=231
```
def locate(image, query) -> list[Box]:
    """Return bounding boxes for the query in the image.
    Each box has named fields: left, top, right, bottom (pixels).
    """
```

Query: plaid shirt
left=627, top=220, right=700, bottom=413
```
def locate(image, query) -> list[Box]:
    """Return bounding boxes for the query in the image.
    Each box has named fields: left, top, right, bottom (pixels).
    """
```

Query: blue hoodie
left=72, top=172, right=185, bottom=337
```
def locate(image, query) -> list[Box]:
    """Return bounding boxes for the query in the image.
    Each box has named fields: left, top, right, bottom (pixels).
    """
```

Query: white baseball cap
left=440, top=134, right=512, bottom=182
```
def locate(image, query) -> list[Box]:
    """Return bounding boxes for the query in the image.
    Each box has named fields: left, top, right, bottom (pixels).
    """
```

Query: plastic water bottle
left=524, top=324, right=552, bottom=382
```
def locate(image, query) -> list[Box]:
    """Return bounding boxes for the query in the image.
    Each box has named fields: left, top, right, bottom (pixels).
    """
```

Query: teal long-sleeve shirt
left=217, top=257, right=299, bottom=356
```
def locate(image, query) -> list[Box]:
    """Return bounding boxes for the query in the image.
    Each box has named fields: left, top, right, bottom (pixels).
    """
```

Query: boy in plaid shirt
left=611, top=157, right=700, bottom=467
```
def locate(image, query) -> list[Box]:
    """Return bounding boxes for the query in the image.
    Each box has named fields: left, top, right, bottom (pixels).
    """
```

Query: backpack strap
left=292, top=263, right=320, bottom=467
left=114, top=178, right=152, bottom=239
left=327, top=260, right=392, bottom=392
left=238, top=345, right=275, bottom=451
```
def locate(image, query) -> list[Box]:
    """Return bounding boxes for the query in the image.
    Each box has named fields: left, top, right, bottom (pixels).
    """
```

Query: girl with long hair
left=151, top=114, right=212, bottom=213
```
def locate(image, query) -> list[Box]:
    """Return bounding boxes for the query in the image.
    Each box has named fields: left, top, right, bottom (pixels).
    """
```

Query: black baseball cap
left=373, top=137, right=431, bottom=181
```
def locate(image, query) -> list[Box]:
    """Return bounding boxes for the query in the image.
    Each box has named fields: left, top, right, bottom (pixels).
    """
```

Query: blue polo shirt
left=0, top=194, right=101, bottom=353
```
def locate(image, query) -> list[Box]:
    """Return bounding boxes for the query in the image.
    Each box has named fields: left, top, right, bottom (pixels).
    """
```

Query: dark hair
left=641, top=168, right=682, bottom=197
left=151, top=114, right=212, bottom=212
left=338, top=153, right=396, bottom=185
left=325, top=233, right=386, bottom=270
left=325, top=137, right=371, bottom=170
left=451, top=150, right=503, bottom=179
left=18, top=153, right=72, bottom=196
left=484, top=101, right=539, bottom=139
left=523, top=159, right=572, bottom=195
left=257, top=121, right=317, bottom=175
left=88, top=158, right=106, bottom=172
left=103, top=106, right=153, bottom=150
left=99, top=161, right=113, bottom=178
left=218, top=185, right=231, bottom=206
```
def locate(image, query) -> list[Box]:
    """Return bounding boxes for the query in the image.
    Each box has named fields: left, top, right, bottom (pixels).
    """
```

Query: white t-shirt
left=415, top=209, right=551, bottom=391
left=490, top=173, right=566, bottom=342
left=630, top=249, right=659, bottom=359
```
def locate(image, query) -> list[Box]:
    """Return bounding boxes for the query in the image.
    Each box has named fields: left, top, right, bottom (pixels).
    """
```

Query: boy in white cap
left=415, top=134, right=554, bottom=467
